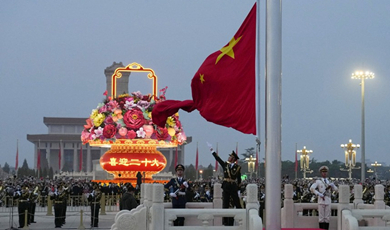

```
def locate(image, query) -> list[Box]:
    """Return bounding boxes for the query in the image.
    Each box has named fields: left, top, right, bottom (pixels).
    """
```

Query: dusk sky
left=1, top=1, right=390, bottom=172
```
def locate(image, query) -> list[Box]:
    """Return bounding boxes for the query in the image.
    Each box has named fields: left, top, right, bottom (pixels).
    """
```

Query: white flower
left=93, top=127, right=104, bottom=138
left=124, top=100, right=142, bottom=110
left=136, top=127, right=146, bottom=138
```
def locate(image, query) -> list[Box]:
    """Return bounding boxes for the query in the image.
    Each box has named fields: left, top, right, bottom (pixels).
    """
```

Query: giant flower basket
left=81, top=63, right=186, bottom=183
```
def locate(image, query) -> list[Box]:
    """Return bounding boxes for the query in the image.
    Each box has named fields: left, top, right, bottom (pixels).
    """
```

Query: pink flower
left=81, top=130, right=91, bottom=143
left=92, top=127, right=104, bottom=139
left=118, top=127, right=128, bottom=137
left=107, top=100, right=119, bottom=112
left=177, top=132, right=186, bottom=143
left=99, top=105, right=108, bottom=113
left=127, top=130, right=136, bottom=139
left=143, top=125, right=154, bottom=138
left=123, top=109, right=146, bottom=130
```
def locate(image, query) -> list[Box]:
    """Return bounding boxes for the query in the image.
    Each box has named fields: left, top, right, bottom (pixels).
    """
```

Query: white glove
left=238, top=190, right=241, bottom=198
left=178, top=192, right=186, bottom=196
left=329, top=183, right=335, bottom=187
left=183, top=181, right=188, bottom=188
left=169, top=193, right=177, bottom=198
left=206, top=142, right=213, bottom=151
left=318, top=193, right=324, bottom=198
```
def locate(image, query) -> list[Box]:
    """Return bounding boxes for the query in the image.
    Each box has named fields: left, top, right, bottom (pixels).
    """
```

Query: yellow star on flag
left=199, top=73, right=205, bottom=84
left=215, top=36, right=242, bottom=64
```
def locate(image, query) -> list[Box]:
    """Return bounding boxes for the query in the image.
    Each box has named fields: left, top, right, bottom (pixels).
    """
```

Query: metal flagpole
left=256, top=0, right=262, bottom=180
left=265, top=0, right=282, bottom=229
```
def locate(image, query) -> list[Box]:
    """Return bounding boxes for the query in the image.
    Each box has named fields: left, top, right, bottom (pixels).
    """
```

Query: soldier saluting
left=210, top=146, right=242, bottom=226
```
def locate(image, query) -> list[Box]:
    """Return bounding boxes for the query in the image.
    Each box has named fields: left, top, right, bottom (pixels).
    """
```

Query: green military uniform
left=212, top=150, right=242, bottom=226
left=88, top=184, right=102, bottom=228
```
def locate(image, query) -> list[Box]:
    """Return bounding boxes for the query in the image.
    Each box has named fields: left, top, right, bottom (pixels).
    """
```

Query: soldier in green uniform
left=88, top=183, right=102, bottom=228
left=211, top=148, right=242, bottom=226
left=29, top=184, right=39, bottom=224
left=15, top=185, right=30, bottom=228
left=50, top=184, right=66, bottom=228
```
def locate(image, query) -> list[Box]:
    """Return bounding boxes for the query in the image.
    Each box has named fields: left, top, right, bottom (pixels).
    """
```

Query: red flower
left=103, top=124, right=117, bottom=139
left=123, top=109, right=145, bottom=130
left=142, top=94, right=151, bottom=101
left=155, top=127, right=169, bottom=141
left=116, top=97, right=127, bottom=110
left=105, top=116, right=114, bottom=125
left=128, top=130, right=136, bottom=139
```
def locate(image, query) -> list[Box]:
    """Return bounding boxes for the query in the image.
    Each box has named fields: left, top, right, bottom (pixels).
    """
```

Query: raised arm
left=212, top=151, right=225, bottom=168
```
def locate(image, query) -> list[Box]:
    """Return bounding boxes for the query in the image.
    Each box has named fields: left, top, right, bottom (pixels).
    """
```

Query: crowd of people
left=0, top=164, right=390, bottom=228
left=0, top=176, right=140, bottom=228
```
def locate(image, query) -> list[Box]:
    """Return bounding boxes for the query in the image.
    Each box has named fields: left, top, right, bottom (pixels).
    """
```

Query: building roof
left=43, top=117, right=87, bottom=126
left=27, top=134, right=81, bottom=143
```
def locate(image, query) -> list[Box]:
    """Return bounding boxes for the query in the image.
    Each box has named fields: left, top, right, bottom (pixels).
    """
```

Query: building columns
left=73, top=145, right=77, bottom=172
left=87, top=144, right=91, bottom=172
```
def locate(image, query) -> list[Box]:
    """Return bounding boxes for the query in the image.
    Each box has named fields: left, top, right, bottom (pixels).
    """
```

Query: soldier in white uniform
left=310, top=166, right=338, bottom=230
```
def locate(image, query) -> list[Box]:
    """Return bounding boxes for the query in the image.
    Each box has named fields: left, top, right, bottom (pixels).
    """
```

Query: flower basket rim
left=87, top=139, right=180, bottom=148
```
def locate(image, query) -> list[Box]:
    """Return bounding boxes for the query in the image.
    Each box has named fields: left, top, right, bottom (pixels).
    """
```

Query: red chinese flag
left=15, top=144, right=19, bottom=170
left=37, top=149, right=41, bottom=170
left=195, top=146, right=199, bottom=171
left=174, top=147, right=178, bottom=167
left=152, top=3, right=257, bottom=135
left=58, top=148, right=61, bottom=170
left=79, top=145, right=83, bottom=172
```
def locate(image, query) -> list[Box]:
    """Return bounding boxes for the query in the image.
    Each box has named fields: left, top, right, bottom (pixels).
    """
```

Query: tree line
left=184, top=147, right=390, bottom=181
left=2, top=159, right=54, bottom=179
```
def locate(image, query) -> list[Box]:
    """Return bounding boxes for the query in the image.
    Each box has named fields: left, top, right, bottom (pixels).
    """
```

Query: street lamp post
left=245, top=155, right=256, bottom=179
left=297, top=146, right=313, bottom=179
left=352, top=71, right=374, bottom=182
left=340, top=139, right=360, bottom=179
left=370, top=161, right=382, bottom=183
left=199, top=170, right=203, bottom=180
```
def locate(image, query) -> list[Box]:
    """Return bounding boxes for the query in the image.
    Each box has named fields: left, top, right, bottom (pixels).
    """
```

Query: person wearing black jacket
left=119, top=184, right=138, bottom=211
left=211, top=148, right=242, bottom=226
